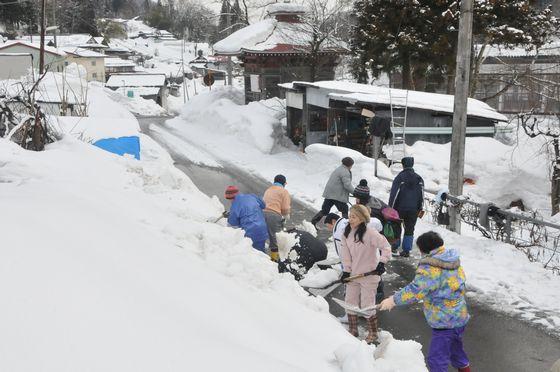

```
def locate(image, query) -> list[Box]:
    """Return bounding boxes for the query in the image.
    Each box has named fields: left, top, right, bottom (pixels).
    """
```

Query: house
left=280, top=81, right=507, bottom=153
left=474, top=40, right=560, bottom=115
left=106, top=73, right=168, bottom=108
left=0, top=53, right=33, bottom=79
left=0, top=41, right=66, bottom=72
left=213, top=3, right=348, bottom=103
left=62, top=47, right=106, bottom=82
left=104, top=58, right=136, bottom=80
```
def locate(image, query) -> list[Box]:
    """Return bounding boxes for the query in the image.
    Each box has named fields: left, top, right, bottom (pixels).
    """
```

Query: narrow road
left=139, top=116, right=560, bottom=372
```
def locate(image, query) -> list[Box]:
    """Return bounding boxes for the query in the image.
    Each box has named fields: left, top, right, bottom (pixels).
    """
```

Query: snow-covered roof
left=213, top=13, right=347, bottom=56
left=106, top=73, right=166, bottom=88
left=0, top=40, right=66, bottom=57
left=480, top=39, right=560, bottom=59
left=18, top=34, right=92, bottom=47
left=282, top=81, right=508, bottom=122
left=104, top=57, right=136, bottom=67
left=62, top=47, right=106, bottom=58
left=266, top=3, right=305, bottom=16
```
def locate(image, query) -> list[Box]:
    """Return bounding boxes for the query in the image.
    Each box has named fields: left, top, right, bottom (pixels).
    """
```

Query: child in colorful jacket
left=379, top=231, right=471, bottom=372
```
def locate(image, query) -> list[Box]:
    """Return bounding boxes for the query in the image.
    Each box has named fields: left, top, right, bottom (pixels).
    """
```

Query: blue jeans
left=427, top=327, right=469, bottom=372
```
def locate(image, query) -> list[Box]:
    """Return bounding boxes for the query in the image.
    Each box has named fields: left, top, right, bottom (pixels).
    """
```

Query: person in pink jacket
left=341, top=204, right=392, bottom=343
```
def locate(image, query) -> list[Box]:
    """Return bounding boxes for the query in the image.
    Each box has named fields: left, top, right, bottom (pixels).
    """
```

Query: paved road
left=139, top=117, right=560, bottom=372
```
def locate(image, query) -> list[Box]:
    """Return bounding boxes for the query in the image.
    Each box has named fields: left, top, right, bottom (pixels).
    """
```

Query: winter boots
left=347, top=314, right=359, bottom=337
left=402, top=235, right=414, bottom=253
left=365, top=316, right=379, bottom=344
left=458, top=366, right=471, bottom=372
left=311, top=211, right=324, bottom=228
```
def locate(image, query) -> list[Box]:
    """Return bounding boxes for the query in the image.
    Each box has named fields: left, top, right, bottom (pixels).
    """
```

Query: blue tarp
left=93, top=136, right=141, bottom=160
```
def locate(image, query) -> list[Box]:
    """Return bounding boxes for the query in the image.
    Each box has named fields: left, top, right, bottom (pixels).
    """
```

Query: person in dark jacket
left=278, top=229, right=328, bottom=280
left=388, top=157, right=424, bottom=257
left=225, top=185, right=269, bottom=252
left=369, top=114, right=392, bottom=159
left=311, top=157, right=355, bottom=226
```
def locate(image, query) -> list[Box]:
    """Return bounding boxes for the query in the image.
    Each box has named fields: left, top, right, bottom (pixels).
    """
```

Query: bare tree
left=516, top=111, right=560, bottom=216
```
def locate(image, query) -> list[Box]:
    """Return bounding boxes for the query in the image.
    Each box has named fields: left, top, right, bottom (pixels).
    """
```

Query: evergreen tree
left=353, top=0, right=559, bottom=91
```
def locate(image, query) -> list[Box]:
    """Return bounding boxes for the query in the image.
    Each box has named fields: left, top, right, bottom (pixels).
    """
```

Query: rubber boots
left=458, top=366, right=471, bottom=372
left=347, top=314, right=359, bottom=337
left=402, top=235, right=414, bottom=253
left=365, top=316, right=378, bottom=344
left=391, top=239, right=401, bottom=254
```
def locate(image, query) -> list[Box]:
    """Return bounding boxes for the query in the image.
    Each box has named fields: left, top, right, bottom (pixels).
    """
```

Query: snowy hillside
left=0, top=132, right=427, bottom=371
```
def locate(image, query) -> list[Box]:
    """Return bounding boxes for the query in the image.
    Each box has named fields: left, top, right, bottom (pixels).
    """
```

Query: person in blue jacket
left=225, top=185, right=269, bottom=252
left=388, top=157, right=424, bottom=257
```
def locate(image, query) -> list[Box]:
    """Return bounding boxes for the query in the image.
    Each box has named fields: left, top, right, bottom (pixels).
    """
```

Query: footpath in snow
left=164, top=86, right=560, bottom=335
left=0, top=108, right=426, bottom=370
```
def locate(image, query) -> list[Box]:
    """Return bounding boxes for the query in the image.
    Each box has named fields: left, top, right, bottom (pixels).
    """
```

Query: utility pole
left=448, top=0, right=474, bottom=233
left=39, top=0, right=46, bottom=74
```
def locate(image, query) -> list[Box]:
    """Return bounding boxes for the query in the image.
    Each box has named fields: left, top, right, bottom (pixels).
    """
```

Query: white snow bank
left=51, top=115, right=139, bottom=142
left=175, top=86, right=284, bottom=154
left=105, top=88, right=168, bottom=117
left=407, top=136, right=550, bottom=213
left=0, top=136, right=426, bottom=371
left=166, top=87, right=560, bottom=335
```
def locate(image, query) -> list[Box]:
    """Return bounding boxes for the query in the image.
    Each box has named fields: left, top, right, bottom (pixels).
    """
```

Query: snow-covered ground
left=0, top=79, right=429, bottom=370
left=163, top=86, right=560, bottom=335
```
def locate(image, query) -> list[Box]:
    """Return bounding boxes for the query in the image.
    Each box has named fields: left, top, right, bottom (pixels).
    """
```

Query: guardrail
left=378, top=175, right=560, bottom=274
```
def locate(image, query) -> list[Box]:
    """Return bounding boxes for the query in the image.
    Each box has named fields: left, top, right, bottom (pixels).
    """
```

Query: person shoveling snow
left=277, top=228, right=328, bottom=280
left=379, top=231, right=471, bottom=372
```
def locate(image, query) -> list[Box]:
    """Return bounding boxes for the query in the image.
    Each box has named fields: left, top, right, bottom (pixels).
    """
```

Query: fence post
left=505, top=215, right=513, bottom=244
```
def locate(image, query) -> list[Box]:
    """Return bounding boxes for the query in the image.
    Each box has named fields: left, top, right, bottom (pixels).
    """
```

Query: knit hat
left=342, top=157, right=354, bottom=167
left=353, top=179, right=370, bottom=201
left=402, top=157, right=414, bottom=168
left=224, top=185, right=239, bottom=200
left=274, top=174, right=287, bottom=186
left=350, top=204, right=371, bottom=225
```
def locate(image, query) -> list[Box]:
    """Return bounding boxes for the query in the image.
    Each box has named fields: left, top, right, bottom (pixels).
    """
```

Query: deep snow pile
left=164, top=87, right=560, bottom=335
left=0, top=134, right=426, bottom=371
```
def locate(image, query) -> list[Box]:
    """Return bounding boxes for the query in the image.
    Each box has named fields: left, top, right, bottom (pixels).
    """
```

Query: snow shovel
left=332, top=298, right=381, bottom=318
left=304, top=270, right=378, bottom=297
left=206, top=211, right=228, bottom=223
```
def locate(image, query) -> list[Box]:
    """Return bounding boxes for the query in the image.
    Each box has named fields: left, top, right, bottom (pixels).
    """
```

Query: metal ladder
left=389, top=89, right=409, bottom=171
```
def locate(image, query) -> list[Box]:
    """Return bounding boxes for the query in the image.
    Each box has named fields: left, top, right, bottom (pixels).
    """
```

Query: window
left=91, top=60, right=96, bottom=66
left=64, top=61, right=69, bottom=66
left=92, top=73, right=98, bottom=79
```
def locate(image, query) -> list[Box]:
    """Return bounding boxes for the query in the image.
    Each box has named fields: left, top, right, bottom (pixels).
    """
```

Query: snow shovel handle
left=342, top=270, right=379, bottom=283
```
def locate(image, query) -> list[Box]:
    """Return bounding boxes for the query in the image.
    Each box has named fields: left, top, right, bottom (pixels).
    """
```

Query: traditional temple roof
left=213, top=4, right=347, bottom=56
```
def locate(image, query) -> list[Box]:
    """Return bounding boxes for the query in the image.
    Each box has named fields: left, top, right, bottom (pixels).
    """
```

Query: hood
left=419, top=246, right=460, bottom=270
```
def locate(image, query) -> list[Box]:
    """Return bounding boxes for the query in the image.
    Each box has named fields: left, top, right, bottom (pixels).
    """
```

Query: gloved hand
left=222, top=210, right=230, bottom=218
left=270, top=251, right=279, bottom=262
left=374, top=262, right=386, bottom=275
left=340, top=271, right=351, bottom=282
left=379, top=296, right=396, bottom=311
left=418, top=210, right=425, bottom=219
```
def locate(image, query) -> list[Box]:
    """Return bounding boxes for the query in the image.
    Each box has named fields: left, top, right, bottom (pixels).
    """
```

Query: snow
left=282, top=81, right=508, bottom=122
left=0, top=124, right=425, bottom=371
left=266, top=2, right=306, bottom=15
left=105, top=89, right=167, bottom=117
left=104, top=57, right=136, bottom=67
left=0, top=40, right=66, bottom=57
left=51, top=115, right=139, bottom=142
left=106, top=73, right=166, bottom=88
left=213, top=13, right=346, bottom=55
left=62, top=47, right=106, bottom=58
left=213, top=18, right=277, bottom=55
left=164, top=87, right=560, bottom=335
